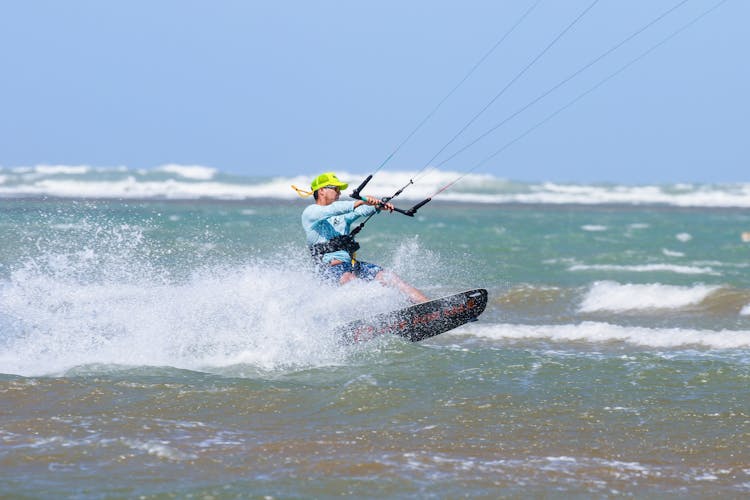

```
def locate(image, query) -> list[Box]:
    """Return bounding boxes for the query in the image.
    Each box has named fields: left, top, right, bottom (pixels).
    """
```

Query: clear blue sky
left=1, top=0, right=747, bottom=183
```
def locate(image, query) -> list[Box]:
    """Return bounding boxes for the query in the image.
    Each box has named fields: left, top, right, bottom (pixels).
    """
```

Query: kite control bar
left=350, top=175, right=431, bottom=218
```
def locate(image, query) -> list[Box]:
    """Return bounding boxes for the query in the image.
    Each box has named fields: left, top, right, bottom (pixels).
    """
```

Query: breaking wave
left=2, top=164, right=750, bottom=207
left=568, top=264, right=720, bottom=276
left=579, top=281, right=721, bottom=313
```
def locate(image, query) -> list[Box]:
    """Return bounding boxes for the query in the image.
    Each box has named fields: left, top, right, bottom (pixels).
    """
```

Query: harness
left=309, top=234, right=360, bottom=261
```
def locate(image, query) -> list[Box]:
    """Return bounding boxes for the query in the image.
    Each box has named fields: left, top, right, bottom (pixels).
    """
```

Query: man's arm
left=302, top=201, right=357, bottom=228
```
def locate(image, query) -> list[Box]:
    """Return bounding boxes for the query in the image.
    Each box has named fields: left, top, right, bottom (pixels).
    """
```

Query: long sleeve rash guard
left=301, top=201, right=376, bottom=264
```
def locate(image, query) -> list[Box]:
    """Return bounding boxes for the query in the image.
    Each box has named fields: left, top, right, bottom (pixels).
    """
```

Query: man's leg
left=375, top=270, right=429, bottom=304
left=339, top=272, right=357, bottom=285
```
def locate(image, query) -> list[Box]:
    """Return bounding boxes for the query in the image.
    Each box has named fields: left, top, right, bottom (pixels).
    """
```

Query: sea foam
left=0, top=219, right=420, bottom=376
left=0, top=261, right=408, bottom=377
left=463, top=322, right=750, bottom=349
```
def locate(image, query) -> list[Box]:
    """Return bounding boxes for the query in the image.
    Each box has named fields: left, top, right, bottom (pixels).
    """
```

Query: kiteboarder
left=295, top=172, right=429, bottom=303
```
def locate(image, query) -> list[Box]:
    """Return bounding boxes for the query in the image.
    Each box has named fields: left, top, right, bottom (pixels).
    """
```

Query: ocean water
left=1, top=166, right=749, bottom=497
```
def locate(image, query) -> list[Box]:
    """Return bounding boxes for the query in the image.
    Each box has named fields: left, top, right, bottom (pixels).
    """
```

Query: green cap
left=311, top=172, right=348, bottom=193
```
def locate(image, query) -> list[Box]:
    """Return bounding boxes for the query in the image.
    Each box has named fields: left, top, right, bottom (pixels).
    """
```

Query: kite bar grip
left=405, top=198, right=432, bottom=216
left=350, top=175, right=373, bottom=200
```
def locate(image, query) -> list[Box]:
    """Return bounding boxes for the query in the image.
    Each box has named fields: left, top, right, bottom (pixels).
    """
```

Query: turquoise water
left=1, top=190, right=750, bottom=497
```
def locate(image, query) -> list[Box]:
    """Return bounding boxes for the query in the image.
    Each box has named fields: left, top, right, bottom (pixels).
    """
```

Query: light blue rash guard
left=301, top=200, right=377, bottom=264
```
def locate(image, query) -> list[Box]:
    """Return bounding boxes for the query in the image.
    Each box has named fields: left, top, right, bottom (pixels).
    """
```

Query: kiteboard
left=339, top=289, right=488, bottom=344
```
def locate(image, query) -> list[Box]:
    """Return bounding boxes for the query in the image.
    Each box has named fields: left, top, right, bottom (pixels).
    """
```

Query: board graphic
left=339, top=289, right=488, bottom=344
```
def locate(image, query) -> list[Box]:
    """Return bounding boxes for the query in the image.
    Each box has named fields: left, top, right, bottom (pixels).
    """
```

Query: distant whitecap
left=156, top=164, right=217, bottom=180
left=661, top=248, right=685, bottom=257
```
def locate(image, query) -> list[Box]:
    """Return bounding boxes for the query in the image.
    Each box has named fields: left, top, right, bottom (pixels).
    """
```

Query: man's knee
left=339, top=272, right=356, bottom=284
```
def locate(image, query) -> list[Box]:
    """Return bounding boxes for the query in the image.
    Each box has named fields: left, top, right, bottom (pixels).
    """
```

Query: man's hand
left=362, top=195, right=394, bottom=212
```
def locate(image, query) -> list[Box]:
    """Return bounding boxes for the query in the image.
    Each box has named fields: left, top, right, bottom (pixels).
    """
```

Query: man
left=298, top=172, right=429, bottom=303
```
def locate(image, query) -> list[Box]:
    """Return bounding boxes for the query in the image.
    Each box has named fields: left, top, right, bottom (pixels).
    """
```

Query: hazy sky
left=1, top=0, right=747, bottom=183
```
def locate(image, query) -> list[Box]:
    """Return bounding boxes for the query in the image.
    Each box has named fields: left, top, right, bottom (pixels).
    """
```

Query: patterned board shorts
left=318, top=260, right=383, bottom=283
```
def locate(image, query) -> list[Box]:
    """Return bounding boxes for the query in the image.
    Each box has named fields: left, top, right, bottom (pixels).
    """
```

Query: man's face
left=319, top=185, right=341, bottom=204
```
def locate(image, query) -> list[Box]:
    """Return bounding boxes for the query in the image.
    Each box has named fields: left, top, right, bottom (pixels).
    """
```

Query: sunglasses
left=323, top=185, right=341, bottom=193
